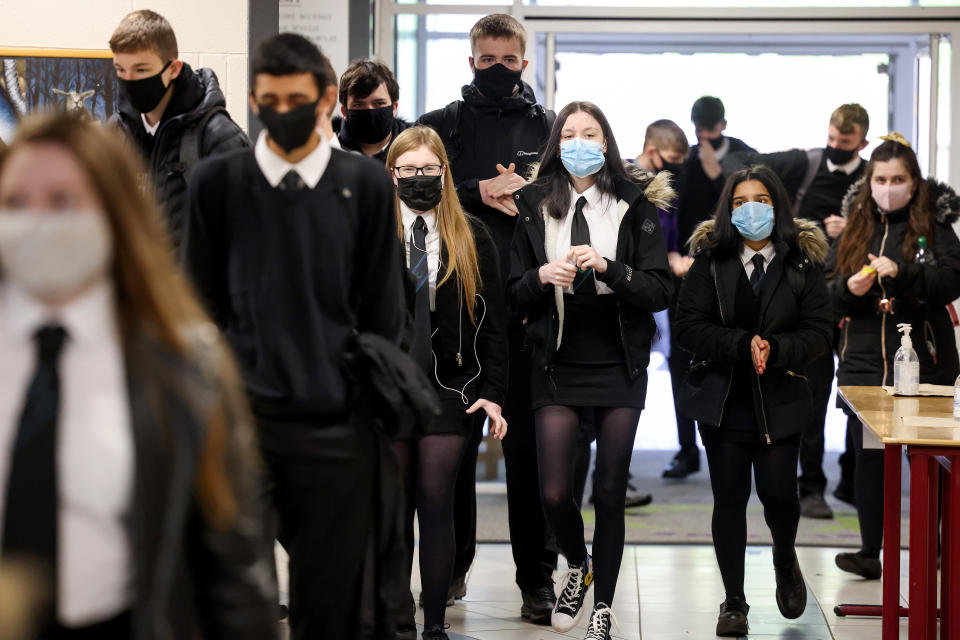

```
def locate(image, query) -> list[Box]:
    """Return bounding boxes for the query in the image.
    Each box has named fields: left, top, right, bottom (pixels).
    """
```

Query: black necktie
left=750, top=253, right=766, bottom=293
left=409, top=216, right=432, bottom=370
left=3, top=324, right=67, bottom=629
left=571, top=196, right=596, bottom=295
left=280, top=170, right=306, bottom=191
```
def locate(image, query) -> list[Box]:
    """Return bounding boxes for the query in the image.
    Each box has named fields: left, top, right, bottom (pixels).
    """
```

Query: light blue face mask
left=560, top=138, right=605, bottom=178
left=731, top=201, right=775, bottom=242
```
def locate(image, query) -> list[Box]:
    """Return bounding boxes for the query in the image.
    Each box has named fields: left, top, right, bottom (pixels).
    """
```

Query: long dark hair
left=833, top=140, right=932, bottom=277
left=700, top=165, right=797, bottom=259
left=534, top=101, right=631, bottom=220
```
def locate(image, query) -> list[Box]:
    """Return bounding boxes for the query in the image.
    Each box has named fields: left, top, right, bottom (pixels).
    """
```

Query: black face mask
left=397, top=175, right=443, bottom=212
left=345, top=105, right=395, bottom=145
left=257, top=100, right=319, bottom=153
left=656, top=151, right=684, bottom=176
left=825, top=145, right=857, bottom=166
left=473, top=63, right=523, bottom=100
left=707, top=136, right=725, bottom=151
left=119, top=60, right=173, bottom=114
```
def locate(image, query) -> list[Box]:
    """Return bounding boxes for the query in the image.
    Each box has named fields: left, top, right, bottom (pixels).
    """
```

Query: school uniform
left=181, top=131, right=405, bottom=639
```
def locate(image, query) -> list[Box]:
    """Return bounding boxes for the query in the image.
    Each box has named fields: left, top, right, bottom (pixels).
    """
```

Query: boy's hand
left=697, top=137, right=723, bottom=180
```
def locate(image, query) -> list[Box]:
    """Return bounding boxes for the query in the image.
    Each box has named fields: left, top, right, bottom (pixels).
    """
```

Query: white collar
left=568, top=183, right=608, bottom=215
left=713, top=137, right=731, bottom=161
left=400, top=201, right=437, bottom=233
left=254, top=129, right=331, bottom=189
left=2, top=278, right=117, bottom=347
left=141, top=113, right=160, bottom=136
left=740, top=240, right=777, bottom=267
left=826, top=155, right=862, bottom=175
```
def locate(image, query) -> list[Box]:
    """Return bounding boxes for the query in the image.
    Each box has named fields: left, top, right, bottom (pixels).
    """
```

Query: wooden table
left=836, top=386, right=960, bottom=640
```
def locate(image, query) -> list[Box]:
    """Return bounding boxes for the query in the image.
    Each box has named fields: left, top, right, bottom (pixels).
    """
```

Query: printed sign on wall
left=279, top=0, right=350, bottom=79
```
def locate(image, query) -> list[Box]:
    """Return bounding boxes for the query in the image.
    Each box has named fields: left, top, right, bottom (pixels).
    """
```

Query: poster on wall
left=0, top=50, right=119, bottom=146
left=278, top=0, right=350, bottom=78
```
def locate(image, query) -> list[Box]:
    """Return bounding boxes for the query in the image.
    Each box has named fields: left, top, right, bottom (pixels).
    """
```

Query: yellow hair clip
left=879, top=132, right=912, bottom=148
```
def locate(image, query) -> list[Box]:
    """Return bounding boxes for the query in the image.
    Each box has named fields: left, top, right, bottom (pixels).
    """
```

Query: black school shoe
left=716, top=596, right=749, bottom=637
left=394, top=623, right=417, bottom=640
left=551, top=555, right=593, bottom=632
left=835, top=551, right=882, bottom=579
left=421, top=624, right=449, bottom=640
left=662, top=447, right=700, bottom=479
left=521, top=584, right=556, bottom=624
left=774, top=553, right=808, bottom=619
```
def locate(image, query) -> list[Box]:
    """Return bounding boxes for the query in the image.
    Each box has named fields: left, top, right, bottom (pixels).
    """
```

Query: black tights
left=702, top=432, right=801, bottom=600
left=393, top=433, right=468, bottom=629
left=535, top=405, right=641, bottom=605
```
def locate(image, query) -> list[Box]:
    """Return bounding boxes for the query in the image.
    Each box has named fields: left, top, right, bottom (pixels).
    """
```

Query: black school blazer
left=674, top=218, right=833, bottom=442
left=431, top=216, right=509, bottom=407
left=507, top=176, right=672, bottom=384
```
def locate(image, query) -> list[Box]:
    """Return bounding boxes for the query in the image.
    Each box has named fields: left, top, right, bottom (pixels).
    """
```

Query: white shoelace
left=586, top=604, right=621, bottom=639
left=557, top=567, right=584, bottom=608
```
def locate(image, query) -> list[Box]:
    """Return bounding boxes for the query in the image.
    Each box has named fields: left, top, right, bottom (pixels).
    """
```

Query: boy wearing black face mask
left=417, top=12, right=558, bottom=625
left=109, top=10, right=248, bottom=249
left=181, top=33, right=405, bottom=639
left=333, top=59, right=410, bottom=163
left=675, top=96, right=755, bottom=265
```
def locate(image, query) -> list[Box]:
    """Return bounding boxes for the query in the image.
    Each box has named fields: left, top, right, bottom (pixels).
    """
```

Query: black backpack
left=175, top=106, right=228, bottom=178
left=439, top=100, right=555, bottom=164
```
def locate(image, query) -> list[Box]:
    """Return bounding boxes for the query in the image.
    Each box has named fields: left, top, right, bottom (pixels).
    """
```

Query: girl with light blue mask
left=507, top=101, right=674, bottom=640
left=672, top=165, right=833, bottom=637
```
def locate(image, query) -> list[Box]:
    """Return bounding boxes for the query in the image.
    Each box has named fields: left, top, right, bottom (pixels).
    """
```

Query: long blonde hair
left=387, top=126, right=482, bottom=322
left=0, top=114, right=247, bottom=531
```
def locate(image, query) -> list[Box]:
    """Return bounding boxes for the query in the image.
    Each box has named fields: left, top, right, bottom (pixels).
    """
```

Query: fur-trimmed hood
left=524, top=161, right=676, bottom=211
left=687, top=218, right=829, bottom=265
left=839, top=176, right=960, bottom=224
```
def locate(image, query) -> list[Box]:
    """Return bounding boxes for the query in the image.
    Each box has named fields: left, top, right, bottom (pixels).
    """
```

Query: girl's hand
left=846, top=268, right=877, bottom=296
left=539, top=260, right=577, bottom=287
left=567, top=245, right=608, bottom=274
left=466, top=399, right=507, bottom=440
left=751, top=335, right=770, bottom=375
left=868, top=253, right=899, bottom=279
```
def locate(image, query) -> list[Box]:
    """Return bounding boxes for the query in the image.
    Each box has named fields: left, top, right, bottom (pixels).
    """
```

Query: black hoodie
left=111, top=63, right=249, bottom=248
left=418, top=82, right=554, bottom=280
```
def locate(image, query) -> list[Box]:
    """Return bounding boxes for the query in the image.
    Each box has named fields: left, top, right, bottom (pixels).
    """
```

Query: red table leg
left=909, top=452, right=938, bottom=640
left=949, top=455, right=960, bottom=640
left=943, top=461, right=952, bottom=639
left=885, top=443, right=904, bottom=640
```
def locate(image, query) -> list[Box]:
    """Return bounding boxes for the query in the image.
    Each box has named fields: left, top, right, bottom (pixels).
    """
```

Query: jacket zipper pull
left=765, top=433, right=772, bottom=445
left=456, top=353, right=463, bottom=366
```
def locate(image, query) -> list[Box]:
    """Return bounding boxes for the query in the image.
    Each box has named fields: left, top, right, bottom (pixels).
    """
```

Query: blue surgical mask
left=560, top=138, right=605, bottom=178
left=731, top=201, right=775, bottom=242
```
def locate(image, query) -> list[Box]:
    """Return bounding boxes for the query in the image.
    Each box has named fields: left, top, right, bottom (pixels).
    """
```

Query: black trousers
left=45, top=611, right=131, bottom=639
left=668, top=288, right=698, bottom=451
left=452, top=421, right=482, bottom=581
left=260, top=424, right=376, bottom=640
left=798, top=350, right=835, bottom=497
left=498, top=342, right=559, bottom=590
left=849, top=414, right=885, bottom=557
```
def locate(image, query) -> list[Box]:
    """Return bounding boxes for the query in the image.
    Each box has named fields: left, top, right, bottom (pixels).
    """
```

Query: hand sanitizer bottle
left=954, top=374, right=960, bottom=418
left=894, top=323, right=920, bottom=395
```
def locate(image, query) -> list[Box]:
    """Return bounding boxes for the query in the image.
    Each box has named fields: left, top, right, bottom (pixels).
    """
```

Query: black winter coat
left=507, top=176, right=673, bottom=393
left=333, top=115, right=412, bottom=165
left=112, top=64, right=249, bottom=248
left=418, top=82, right=555, bottom=285
left=674, top=219, right=833, bottom=442
left=828, top=179, right=960, bottom=388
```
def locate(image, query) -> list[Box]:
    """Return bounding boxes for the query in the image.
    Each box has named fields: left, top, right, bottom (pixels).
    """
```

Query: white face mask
left=871, top=182, right=914, bottom=212
left=0, top=210, right=114, bottom=303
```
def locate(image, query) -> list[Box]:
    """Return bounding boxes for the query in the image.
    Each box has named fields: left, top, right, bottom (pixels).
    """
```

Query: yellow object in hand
left=860, top=265, right=877, bottom=276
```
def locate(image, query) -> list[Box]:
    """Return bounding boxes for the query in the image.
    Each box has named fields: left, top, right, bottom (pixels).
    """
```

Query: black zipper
left=712, top=262, right=734, bottom=425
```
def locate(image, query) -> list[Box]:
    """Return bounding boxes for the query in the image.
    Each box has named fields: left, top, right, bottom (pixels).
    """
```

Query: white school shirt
left=141, top=113, right=160, bottom=136
left=740, top=240, right=778, bottom=280
left=401, top=202, right=440, bottom=311
left=254, top=129, right=331, bottom=188
left=0, top=280, right=134, bottom=627
left=555, top=183, right=619, bottom=295
left=826, top=154, right=862, bottom=175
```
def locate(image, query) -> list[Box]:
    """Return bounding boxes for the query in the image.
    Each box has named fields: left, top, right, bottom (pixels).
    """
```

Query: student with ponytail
left=386, top=126, right=509, bottom=640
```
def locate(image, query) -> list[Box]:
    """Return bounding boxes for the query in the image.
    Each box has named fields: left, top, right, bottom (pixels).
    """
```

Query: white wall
left=0, top=0, right=251, bottom=129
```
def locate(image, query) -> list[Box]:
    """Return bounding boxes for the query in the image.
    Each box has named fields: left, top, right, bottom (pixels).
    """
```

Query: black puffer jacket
left=508, top=175, right=673, bottom=400
left=828, top=178, right=960, bottom=387
left=111, top=64, right=249, bottom=248
left=674, top=219, right=833, bottom=442
left=418, top=82, right=555, bottom=282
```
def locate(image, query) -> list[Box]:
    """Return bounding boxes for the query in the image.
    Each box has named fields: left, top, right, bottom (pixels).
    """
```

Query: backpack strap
left=441, top=101, right=463, bottom=163
left=792, top=148, right=824, bottom=217
left=179, top=106, right=228, bottom=179
left=533, top=104, right=555, bottom=139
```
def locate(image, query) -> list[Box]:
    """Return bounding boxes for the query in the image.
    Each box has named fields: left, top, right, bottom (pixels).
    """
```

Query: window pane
left=527, top=0, right=936, bottom=6
left=553, top=51, right=890, bottom=159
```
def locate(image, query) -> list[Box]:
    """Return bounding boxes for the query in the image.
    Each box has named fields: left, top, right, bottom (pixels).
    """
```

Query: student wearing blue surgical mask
left=673, top=165, right=833, bottom=637
left=508, top=101, right=672, bottom=640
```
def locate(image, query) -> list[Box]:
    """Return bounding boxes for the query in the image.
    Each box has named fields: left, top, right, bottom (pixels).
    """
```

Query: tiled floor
left=400, top=544, right=911, bottom=639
